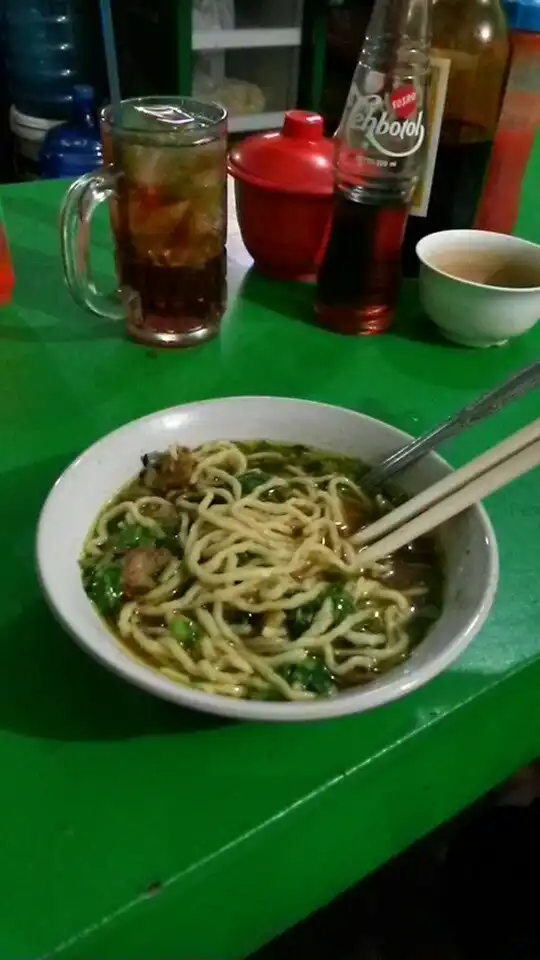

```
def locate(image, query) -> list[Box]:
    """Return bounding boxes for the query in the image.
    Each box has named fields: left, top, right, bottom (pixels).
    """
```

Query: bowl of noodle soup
left=37, top=397, right=498, bottom=721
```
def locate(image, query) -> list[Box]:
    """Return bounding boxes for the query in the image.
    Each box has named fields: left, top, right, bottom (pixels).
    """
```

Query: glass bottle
left=402, top=0, right=510, bottom=276
left=315, top=0, right=432, bottom=334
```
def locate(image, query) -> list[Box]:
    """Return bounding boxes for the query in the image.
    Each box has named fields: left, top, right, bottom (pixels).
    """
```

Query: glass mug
left=61, top=96, right=228, bottom=347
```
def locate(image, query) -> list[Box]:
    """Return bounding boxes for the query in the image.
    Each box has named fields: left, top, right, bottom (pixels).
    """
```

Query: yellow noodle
left=80, top=439, right=441, bottom=702
left=142, top=572, right=182, bottom=604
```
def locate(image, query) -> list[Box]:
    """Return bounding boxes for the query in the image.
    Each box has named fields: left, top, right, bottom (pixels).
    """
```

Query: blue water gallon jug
left=40, top=85, right=103, bottom=177
left=4, top=0, right=97, bottom=120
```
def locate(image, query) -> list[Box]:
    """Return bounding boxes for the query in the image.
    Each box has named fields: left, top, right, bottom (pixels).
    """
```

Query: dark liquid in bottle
left=402, top=123, right=493, bottom=277
left=316, top=190, right=408, bottom=335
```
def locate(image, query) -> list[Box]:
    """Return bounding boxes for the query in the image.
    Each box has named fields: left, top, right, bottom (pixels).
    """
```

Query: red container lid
left=228, top=110, right=334, bottom=197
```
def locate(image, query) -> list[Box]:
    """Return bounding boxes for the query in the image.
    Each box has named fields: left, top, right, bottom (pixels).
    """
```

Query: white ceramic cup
left=416, top=229, right=540, bottom=347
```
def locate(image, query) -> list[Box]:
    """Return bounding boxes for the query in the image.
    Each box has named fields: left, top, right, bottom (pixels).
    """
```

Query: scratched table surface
left=1, top=151, right=540, bottom=959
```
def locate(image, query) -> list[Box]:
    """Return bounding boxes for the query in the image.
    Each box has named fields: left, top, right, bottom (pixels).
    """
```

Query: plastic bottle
left=475, top=0, right=540, bottom=234
left=315, top=0, right=431, bottom=334
left=401, top=0, right=509, bottom=276
left=40, top=85, right=102, bottom=178
left=4, top=0, right=96, bottom=120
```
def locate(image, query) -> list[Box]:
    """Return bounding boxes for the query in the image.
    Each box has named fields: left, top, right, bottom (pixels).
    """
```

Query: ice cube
left=129, top=197, right=191, bottom=240
left=132, top=103, right=202, bottom=131
left=124, top=144, right=181, bottom=189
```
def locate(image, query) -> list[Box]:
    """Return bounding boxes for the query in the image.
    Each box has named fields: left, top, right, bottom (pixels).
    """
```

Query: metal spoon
left=362, top=360, right=540, bottom=490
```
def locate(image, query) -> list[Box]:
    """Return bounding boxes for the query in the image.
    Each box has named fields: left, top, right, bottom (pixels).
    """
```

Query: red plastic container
left=228, top=111, right=334, bottom=282
left=0, top=202, right=14, bottom=306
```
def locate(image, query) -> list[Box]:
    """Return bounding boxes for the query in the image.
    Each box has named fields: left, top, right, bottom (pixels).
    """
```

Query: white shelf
left=228, top=111, right=285, bottom=133
left=193, top=27, right=301, bottom=51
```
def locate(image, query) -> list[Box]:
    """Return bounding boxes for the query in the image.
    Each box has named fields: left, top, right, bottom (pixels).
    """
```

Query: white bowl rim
left=36, top=396, right=499, bottom=722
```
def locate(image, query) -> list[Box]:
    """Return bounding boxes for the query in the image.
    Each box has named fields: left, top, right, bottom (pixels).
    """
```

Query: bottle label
left=409, top=55, right=451, bottom=217
left=336, top=65, right=430, bottom=194
left=344, top=83, right=426, bottom=161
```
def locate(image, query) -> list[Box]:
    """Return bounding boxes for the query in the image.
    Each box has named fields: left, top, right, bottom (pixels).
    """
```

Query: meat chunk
left=122, top=547, right=172, bottom=598
left=143, top=449, right=194, bottom=493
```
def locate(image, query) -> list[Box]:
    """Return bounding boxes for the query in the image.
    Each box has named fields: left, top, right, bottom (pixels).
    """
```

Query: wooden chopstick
left=353, top=418, right=540, bottom=547
left=357, top=435, right=540, bottom=567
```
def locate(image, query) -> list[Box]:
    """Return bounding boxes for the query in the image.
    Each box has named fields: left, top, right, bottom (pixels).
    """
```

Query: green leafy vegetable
left=110, top=523, right=157, bottom=552
left=170, top=615, right=201, bottom=648
left=326, top=582, right=355, bottom=623
left=84, top=562, right=124, bottom=616
left=237, top=470, right=288, bottom=503
left=286, top=582, right=355, bottom=639
left=237, top=470, right=272, bottom=494
left=236, top=443, right=368, bottom=488
left=286, top=596, right=322, bottom=639
left=109, top=521, right=185, bottom=558
left=279, top=656, right=336, bottom=696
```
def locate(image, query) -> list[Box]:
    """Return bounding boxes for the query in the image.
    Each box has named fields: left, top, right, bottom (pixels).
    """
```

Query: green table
left=1, top=156, right=540, bottom=960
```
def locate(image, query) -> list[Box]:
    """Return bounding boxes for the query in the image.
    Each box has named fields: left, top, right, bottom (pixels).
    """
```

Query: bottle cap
left=505, top=0, right=540, bottom=32
left=228, top=110, right=334, bottom=197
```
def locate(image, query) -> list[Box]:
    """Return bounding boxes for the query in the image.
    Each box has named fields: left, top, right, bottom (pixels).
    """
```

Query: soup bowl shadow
left=36, top=397, right=499, bottom=722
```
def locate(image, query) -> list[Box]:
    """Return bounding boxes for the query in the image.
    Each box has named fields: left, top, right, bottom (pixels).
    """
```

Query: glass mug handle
left=60, top=168, right=124, bottom=320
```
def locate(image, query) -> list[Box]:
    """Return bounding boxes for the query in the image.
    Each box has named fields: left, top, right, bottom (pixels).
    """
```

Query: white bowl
left=417, top=229, right=540, bottom=347
left=36, top=397, right=499, bottom=722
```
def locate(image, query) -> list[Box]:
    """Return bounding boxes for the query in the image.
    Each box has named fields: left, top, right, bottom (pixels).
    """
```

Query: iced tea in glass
left=61, top=96, right=227, bottom=347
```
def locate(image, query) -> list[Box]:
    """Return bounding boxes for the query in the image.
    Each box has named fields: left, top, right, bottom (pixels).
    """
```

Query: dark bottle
left=315, top=0, right=431, bottom=334
left=402, top=0, right=510, bottom=276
